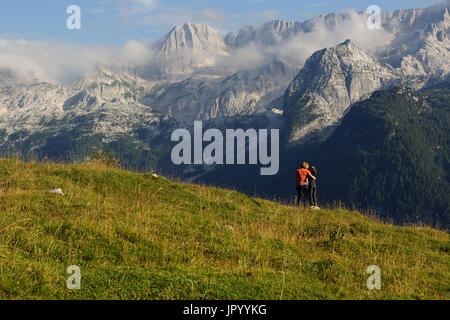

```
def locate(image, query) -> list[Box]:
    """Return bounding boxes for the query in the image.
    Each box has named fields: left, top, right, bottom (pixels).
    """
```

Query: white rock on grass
left=49, top=188, right=65, bottom=196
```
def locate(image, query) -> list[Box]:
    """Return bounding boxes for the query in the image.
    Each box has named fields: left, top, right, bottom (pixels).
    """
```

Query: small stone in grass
left=49, top=188, right=65, bottom=196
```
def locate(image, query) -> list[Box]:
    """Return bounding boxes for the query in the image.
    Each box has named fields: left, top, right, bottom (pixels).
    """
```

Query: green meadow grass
left=0, top=158, right=448, bottom=299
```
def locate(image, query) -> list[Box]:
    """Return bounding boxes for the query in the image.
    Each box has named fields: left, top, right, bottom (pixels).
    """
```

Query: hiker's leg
left=312, top=186, right=317, bottom=206
left=302, top=187, right=308, bottom=206
left=296, top=187, right=301, bottom=206
left=309, top=186, right=313, bottom=206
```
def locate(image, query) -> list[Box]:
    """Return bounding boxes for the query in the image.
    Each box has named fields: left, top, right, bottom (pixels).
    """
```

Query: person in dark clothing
left=296, top=184, right=309, bottom=207
left=309, top=166, right=318, bottom=208
left=295, top=161, right=316, bottom=207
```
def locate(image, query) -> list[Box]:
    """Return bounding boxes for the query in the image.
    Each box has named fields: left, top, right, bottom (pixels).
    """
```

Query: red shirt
left=296, top=168, right=312, bottom=186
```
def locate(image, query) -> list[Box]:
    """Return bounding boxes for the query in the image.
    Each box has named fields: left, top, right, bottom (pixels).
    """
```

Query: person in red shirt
left=296, top=161, right=316, bottom=207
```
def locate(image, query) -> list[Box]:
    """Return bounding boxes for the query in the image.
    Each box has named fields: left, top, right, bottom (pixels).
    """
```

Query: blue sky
left=0, top=0, right=442, bottom=45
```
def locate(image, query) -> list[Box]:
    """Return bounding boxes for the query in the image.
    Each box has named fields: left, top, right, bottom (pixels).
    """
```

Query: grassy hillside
left=0, top=158, right=448, bottom=300
left=196, top=85, right=450, bottom=227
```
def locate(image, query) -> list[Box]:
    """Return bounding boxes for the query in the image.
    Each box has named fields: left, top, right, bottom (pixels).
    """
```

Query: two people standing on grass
left=295, top=161, right=320, bottom=209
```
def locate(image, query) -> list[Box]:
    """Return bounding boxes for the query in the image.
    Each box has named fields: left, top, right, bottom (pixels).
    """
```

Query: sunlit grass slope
left=0, top=158, right=448, bottom=299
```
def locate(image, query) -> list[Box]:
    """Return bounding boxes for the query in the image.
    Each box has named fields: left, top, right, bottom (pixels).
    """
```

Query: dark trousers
left=296, top=185, right=309, bottom=206
left=309, top=183, right=317, bottom=206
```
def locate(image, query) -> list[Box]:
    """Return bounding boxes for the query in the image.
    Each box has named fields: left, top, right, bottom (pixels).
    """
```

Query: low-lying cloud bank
left=217, top=10, right=391, bottom=72
left=0, top=10, right=391, bottom=85
left=0, top=39, right=154, bottom=84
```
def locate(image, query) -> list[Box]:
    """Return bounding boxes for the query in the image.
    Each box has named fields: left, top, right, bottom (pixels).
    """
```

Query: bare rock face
left=283, top=40, right=397, bottom=144
left=158, top=23, right=227, bottom=55
left=143, top=23, right=228, bottom=80
left=141, top=60, right=298, bottom=122
left=0, top=70, right=168, bottom=147
left=225, top=20, right=299, bottom=48
left=379, top=1, right=450, bottom=77
left=0, top=83, right=71, bottom=133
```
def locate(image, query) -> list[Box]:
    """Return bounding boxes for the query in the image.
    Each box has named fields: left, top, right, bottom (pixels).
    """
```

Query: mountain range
left=0, top=1, right=449, bottom=226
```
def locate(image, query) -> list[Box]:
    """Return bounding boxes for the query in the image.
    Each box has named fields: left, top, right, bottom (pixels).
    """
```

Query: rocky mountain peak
left=145, top=23, right=228, bottom=79
left=157, top=23, right=226, bottom=55
left=379, top=1, right=450, bottom=76
left=225, top=19, right=299, bottom=47
left=269, top=20, right=296, bottom=33
left=283, top=40, right=397, bottom=144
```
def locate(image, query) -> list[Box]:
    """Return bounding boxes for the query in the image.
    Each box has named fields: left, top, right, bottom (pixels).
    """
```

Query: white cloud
left=0, top=39, right=153, bottom=84
left=218, top=10, right=391, bottom=72
left=192, top=8, right=227, bottom=23
left=216, top=42, right=270, bottom=72
left=119, top=0, right=158, bottom=9
left=113, top=0, right=160, bottom=21
left=277, top=10, right=391, bottom=65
